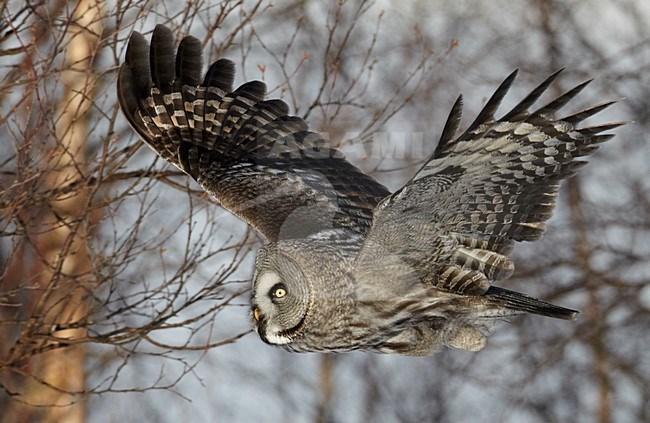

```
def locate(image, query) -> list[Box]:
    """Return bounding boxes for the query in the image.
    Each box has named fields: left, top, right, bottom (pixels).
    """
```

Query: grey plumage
left=118, top=25, right=624, bottom=355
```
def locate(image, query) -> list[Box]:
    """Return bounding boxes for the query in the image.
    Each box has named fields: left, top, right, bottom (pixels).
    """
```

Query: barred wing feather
left=118, top=25, right=389, bottom=242
left=355, top=69, right=623, bottom=317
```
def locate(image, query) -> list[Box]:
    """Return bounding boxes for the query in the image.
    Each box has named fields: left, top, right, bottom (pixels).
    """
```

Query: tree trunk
left=1, top=1, right=103, bottom=421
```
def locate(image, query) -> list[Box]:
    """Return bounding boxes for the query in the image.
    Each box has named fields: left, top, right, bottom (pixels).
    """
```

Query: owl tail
left=484, top=286, right=578, bottom=320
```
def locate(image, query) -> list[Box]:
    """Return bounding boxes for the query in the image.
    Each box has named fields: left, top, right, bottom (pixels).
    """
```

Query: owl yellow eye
left=270, top=284, right=287, bottom=299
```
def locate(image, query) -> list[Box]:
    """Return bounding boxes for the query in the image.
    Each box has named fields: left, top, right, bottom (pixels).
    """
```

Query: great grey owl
left=118, top=25, right=622, bottom=355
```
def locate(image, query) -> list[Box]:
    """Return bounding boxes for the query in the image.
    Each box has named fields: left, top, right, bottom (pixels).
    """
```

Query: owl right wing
left=353, top=70, right=623, bottom=316
left=118, top=25, right=389, bottom=242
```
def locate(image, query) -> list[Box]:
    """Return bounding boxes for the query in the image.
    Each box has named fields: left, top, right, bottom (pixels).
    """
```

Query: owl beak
left=253, top=307, right=261, bottom=322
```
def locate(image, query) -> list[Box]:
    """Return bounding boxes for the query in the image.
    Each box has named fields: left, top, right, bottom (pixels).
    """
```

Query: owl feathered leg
left=425, top=286, right=577, bottom=354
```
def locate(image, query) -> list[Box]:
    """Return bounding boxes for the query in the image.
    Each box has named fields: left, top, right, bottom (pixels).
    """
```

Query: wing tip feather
left=434, top=94, right=463, bottom=158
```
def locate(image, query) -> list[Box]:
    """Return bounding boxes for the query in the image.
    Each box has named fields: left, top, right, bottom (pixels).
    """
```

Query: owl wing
left=118, top=25, right=389, bottom=242
left=353, top=70, right=622, bottom=314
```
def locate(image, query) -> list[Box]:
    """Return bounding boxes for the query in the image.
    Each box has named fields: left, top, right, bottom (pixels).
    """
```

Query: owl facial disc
left=251, top=271, right=301, bottom=345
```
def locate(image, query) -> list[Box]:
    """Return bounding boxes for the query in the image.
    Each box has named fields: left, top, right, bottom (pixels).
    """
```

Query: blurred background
left=0, top=0, right=648, bottom=422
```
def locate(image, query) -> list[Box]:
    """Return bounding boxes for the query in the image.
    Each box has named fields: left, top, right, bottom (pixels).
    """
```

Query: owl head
left=250, top=244, right=313, bottom=346
left=250, top=240, right=356, bottom=352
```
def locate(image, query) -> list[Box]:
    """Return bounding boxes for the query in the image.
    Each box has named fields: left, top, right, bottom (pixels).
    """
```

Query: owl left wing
left=353, top=69, right=623, bottom=303
left=118, top=25, right=389, bottom=242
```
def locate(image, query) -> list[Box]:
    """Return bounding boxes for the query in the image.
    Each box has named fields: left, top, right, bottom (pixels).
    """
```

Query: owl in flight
left=118, top=25, right=622, bottom=355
